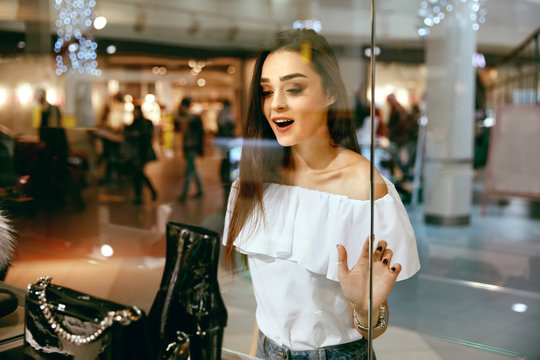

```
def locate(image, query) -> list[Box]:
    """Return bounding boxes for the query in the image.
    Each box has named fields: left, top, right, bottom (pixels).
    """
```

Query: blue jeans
left=256, top=331, right=375, bottom=360
left=181, top=150, right=202, bottom=197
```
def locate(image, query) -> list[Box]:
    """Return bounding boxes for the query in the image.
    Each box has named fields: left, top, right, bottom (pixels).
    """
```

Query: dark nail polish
left=383, top=259, right=388, bottom=265
left=377, top=246, right=382, bottom=251
left=391, top=267, right=396, bottom=272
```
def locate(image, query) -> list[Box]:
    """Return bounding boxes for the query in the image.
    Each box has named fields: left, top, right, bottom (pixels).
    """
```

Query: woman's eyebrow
left=260, top=73, right=307, bottom=83
left=280, top=73, right=307, bottom=81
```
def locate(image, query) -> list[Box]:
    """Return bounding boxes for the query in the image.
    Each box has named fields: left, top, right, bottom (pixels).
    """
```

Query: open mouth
left=274, top=119, right=294, bottom=128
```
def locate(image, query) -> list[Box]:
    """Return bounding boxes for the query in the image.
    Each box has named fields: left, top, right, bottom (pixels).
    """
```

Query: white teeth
left=274, top=119, right=294, bottom=128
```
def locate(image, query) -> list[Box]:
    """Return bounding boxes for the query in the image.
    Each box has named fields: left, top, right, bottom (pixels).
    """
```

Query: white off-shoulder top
left=222, top=176, right=420, bottom=350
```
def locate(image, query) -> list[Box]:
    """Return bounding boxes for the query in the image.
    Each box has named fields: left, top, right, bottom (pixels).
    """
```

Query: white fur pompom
left=0, top=210, right=16, bottom=270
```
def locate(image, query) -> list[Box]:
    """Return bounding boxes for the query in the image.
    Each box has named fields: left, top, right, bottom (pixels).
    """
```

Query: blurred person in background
left=36, top=88, right=69, bottom=176
left=217, top=98, right=236, bottom=138
left=215, top=98, right=237, bottom=206
left=36, top=88, right=67, bottom=162
left=355, top=104, right=385, bottom=147
left=35, top=88, right=84, bottom=210
left=124, top=104, right=157, bottom=205
left=177, top=97, right=204, bottom=202
left=386, top=94, right=418, bottom=183
left=353, top=89, right=370, bottom=134
left=97, top=93, right=124, bottom=186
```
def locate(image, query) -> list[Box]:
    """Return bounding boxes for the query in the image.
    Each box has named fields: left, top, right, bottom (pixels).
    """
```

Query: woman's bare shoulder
left=337, top=149, right=388, bottom=201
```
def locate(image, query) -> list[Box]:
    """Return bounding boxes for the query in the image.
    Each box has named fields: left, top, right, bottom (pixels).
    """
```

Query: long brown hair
left=224, top=29, right=360, bottom=270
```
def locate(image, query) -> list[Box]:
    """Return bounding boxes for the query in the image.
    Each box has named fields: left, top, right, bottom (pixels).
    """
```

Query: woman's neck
left=291, top=140, right=338, bottom=172
left=285, top=137, right=346, bottom=186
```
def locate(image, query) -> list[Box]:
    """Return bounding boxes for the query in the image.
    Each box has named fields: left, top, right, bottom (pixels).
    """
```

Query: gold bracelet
left=353, top=305, right=387, bottom=332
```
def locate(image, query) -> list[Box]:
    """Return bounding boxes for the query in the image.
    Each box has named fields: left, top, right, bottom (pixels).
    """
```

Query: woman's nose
left=271, top=91, right=288, bottom=111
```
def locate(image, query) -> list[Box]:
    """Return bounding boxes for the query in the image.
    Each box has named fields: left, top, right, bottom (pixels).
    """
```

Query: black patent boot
left=148, top=222, right=228, bottom=360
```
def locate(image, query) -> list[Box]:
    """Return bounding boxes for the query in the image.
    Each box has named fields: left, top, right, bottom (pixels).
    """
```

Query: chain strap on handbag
left=30, top=276, right=143, bottom=345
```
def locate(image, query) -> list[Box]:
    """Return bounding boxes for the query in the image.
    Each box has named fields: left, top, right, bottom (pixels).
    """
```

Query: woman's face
left=260, top=50, right=335, bottom=147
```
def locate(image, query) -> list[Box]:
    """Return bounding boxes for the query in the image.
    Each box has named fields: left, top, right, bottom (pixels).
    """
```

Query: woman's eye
left=262, top=90, right=273, bottom=97
left=287, top=87, right=304, bottom=95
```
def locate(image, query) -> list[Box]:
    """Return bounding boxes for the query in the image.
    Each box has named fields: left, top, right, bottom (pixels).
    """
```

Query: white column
left=156, top=80, right=173, bottom=112
left=64, top=73, right=95, bottom=127
left=423, top=2, right=476, bottom=226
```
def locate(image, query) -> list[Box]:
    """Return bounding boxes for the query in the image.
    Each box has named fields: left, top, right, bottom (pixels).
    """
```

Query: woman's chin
left=274, top=137, right=295, bottom=147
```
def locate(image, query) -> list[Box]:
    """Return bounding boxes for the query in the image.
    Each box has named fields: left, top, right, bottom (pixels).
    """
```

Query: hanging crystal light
left=417, top=0, right=487, bottom=37
left=292, top=19, right=322, bottom=33
left=53, top=0, right=101, bottom=76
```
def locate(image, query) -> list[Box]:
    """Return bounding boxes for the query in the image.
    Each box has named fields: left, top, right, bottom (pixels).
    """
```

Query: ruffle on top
left=222, top=176, right=420, bottom=282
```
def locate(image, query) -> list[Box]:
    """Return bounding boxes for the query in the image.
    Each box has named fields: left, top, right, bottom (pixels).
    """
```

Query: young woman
left=223, top=29, right=420, bottom=359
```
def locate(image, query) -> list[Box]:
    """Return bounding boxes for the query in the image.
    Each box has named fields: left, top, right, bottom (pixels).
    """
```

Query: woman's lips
left=272, top=117, right=294, bottom=132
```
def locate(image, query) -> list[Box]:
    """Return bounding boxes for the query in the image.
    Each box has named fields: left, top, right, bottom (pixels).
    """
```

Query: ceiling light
left=100, top=244, right=114, bottom=257
left=472, top=52, right=486, bottom=68
left=53, top=0, right=100, bottom=76
left=46, top=88, right=58, bottom=105
left=417, top=0, right=486, bottom=37
left=106, top=45, right=116, bottom=54
left=108, top=80, right=119, bottom=94
left=418, top=27, right=430, bottom=36
left=292, top=19, right=322, bottom=33
left=512, top=303, right=527, bottom=313
left=364, top=46, right=381, bottom=57
left=93, top=16, right=107, bottom=30
left=16, top=83, right=32, bottom=105
left=0, top=88, right=8, bottom=107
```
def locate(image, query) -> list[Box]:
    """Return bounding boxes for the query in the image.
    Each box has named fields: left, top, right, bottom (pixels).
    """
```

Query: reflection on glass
left=0, top=1, right=539, bottom=359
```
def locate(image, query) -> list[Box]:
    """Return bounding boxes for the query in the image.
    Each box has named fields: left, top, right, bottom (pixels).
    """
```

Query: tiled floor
left=3, top=143, right=539, bottom=359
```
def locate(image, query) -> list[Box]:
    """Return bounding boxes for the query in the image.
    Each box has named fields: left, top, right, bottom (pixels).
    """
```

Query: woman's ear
left=326, top=93, right=337, bottom=107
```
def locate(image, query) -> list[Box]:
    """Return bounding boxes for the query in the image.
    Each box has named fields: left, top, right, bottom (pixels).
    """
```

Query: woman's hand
left=337, top=237, right=401, bottom=317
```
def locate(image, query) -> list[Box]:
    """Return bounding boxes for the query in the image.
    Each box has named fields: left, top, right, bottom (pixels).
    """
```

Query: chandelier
left=292, top=19, right=322, bottom=33
left=53, top=0, right=101, bottom=76
left=417, top=0, right=487, bottom=37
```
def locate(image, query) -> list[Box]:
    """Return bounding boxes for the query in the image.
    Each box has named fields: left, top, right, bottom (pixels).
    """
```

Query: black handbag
left=24, top=276, right=150, bottom=360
